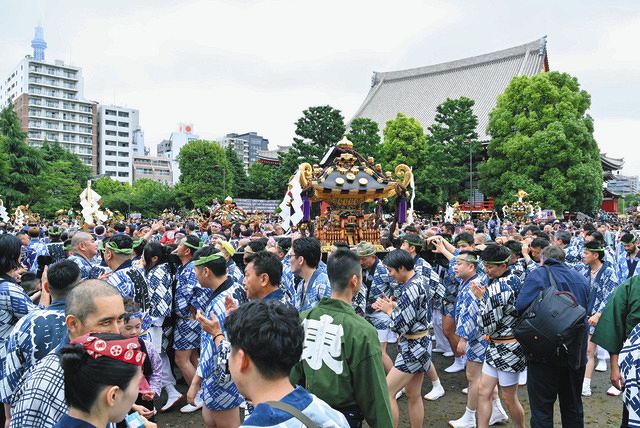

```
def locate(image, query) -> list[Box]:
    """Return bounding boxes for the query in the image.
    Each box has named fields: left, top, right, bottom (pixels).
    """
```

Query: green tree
left=0, top=103, right=45, bottom=205
left=346, top=117, right=381, bottom=158
left=378, top=113, right=439, bottom=211
left=479, top=72, right=603, bottom=213
left=129, top=179, right=177, bottom=217
left=176, top=140, right=230, bottom=209
left=94, top=176, right=130, bottom=197
left=31, top=160, right=84, bottom=217
left=40, top=141, right=92, bottom=185
left=225, top=146, right=248, bottom=197
left=246, top=162, right=279, bottom=199
left=425, top=97, right=481, bottom=204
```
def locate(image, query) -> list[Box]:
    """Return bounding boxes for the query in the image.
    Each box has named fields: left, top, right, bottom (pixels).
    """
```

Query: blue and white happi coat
left=45, top=242, right=66, bottom=265
left=0, top=275, right=36, bottom=381
left=477, top=272, right=526, bottom=373
left=455, top=274, right=489, bottom=363
left=414, top=256, right=445, bottom=316
left=107, top=261, right=153, bottom=331
left=214, top=288, right=293, bottom=386
left=0, top=300, right=66, bottom=403
left=143, top=263, right=174, bottom=327
left=198, top=277, right=244, bottom=411
left=281, top=256, right=295, bottom=300
left=619, top=323, right=640, bottom=428
left=442, top=251, right=486, bottom=317
left=174, top=261, right=213, bottom=350
left=241, top=386, right=349, bottom=428
left=227, top=260, right=248, bottom=305
left=294, top=270, right=331, bottom=312
left=27, top=239, right=48, bottom=274
left=67, top=253, right=105, bottom=280
left=389, top=273, right=432, bottom=373
left=364, top=259, right=396, bottom=331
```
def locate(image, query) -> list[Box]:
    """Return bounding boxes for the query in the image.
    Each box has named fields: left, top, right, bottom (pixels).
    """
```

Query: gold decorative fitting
left=336, top=136, right=354, bottom=148
left=368, top=157, right=374, bottom=164
left=375, top=164, right=382, bottom=171
left=377, top=178, right=384, bottom=183
left=326, top=167, right=334, bottom=175
left=346, top=173, right=356, bottom=181
left=364, top=168, right=374, bottom=175
left=336, top=177, right=345, bottom=186
left=385, top=171, right=392, bottom=178
left=359, top=178, right=368, bottom=186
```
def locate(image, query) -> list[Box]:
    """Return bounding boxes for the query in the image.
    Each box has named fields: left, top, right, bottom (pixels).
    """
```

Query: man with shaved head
left=67, top=232, right=104, bottom=280
left=8, top=280, right=125, bottom=428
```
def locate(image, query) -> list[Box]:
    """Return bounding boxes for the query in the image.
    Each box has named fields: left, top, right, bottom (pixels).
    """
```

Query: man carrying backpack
left=515, top=245, right=590, bottom=428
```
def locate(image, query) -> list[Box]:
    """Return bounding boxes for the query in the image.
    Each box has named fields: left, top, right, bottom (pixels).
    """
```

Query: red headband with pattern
left=71, top=334, right=146, bottom=366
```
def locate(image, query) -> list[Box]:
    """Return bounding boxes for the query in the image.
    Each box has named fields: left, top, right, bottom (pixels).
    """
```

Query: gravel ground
left=154, top=351, right=622, bottom=427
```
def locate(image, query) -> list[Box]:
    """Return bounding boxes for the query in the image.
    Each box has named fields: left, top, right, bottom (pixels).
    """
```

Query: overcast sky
left=1, top=0, right=638, bottom=176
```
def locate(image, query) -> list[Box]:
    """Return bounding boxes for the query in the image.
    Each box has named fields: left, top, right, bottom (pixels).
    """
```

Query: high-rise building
left=97, top=105, right=140, bottom=183
left=156, top=123, right=199, bottom=183
left=219, top=136, right=249, bottom=170
left=132, top=155, right=172, bottom=185
left=222, top=132, right=269, bottom=169
left=0, top=26, right=98, bottom=172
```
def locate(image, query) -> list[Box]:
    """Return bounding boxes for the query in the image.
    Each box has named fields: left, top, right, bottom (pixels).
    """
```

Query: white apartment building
left=0, top=26, right=98, bottom=172
left=156, top=123, right=199, bottom=183
left=97, top=105, right=140, bottom=183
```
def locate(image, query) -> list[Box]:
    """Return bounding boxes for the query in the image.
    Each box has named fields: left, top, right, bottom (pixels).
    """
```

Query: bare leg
left=499, top=384, right=525, bottom=428
left=466, top=361, right=482, bottom=411
left=175, top=349, right=196, bottom=385
left=476, top=372, right=498, bottom=428
left=386, top=368, right=415, bottom=427
left=584, top=337, right=597, bottom=382
left=442, top=314, right=460, bottom=351
left=381, top=342, right=393, bottom=374
left=202, top=406, right=240, bottom=428
left=405, top=371, right=426, bottom=428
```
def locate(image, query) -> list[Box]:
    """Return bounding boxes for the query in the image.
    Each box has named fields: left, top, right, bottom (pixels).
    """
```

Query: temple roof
left=351, top=37, right=549, bottom=141
left=601, top=153, right=624, bottom=172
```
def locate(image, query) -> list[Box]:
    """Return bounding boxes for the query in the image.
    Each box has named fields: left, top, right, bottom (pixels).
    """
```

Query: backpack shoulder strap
left=542, top=265, right=558, bottom=290
left=264, top=400, right=321, bottom=428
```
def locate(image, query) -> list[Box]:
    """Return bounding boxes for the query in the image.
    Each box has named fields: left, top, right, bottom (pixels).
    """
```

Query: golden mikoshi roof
left=299, top=137, right=412, bottom=205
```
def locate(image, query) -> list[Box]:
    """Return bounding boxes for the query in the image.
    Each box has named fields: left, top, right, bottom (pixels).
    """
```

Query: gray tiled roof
left=351, top=37, right=548, bottom=140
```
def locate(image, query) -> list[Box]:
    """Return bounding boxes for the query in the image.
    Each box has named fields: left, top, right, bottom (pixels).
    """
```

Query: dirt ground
left=155, top=351, right=622, bottom=427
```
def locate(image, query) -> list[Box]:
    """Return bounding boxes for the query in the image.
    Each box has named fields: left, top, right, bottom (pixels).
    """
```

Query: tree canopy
left=478, top=71, right=603, bottom=213
left=176, top=140, right=230, bottom=209
left=346, top=117, right=381, bottom=158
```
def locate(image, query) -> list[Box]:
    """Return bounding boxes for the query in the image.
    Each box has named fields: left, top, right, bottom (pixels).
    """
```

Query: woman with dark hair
left=141, top=242, right=182, bottom=412
left=55, top=333, right=156, bottom=427
left=1, top=234, right=36, bottom=409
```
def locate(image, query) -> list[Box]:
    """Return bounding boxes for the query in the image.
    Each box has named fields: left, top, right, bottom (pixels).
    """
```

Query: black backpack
left=514, top=265, right=587, bottom=369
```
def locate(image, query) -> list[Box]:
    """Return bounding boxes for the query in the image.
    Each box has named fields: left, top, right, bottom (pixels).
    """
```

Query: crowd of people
left=0, top=212, right=640, bottom=427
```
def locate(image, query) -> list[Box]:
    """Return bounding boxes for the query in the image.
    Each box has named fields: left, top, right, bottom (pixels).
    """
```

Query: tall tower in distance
left=31, top=25, right=47, bottom=61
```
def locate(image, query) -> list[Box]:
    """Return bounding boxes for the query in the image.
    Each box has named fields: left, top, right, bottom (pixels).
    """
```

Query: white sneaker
left=395, top=388, right=405, bottom=399
left=423, top=384, right=445, bottom=401
left=607, top=386, right=622, bottom=396
left=432, top=347, right=447, bottom=353
left=461, top=387, right=468, bottom=395
left=595, top=359, right=607, bottom=372
left=489, top=401, right=509, bottom=425
left=581, top=384, right=592, bottom=397
left=443, top=351, right=455, bottom=357
left=449, top=412, right=476, bottom=428
left=444, top=358, right=466, bottom=373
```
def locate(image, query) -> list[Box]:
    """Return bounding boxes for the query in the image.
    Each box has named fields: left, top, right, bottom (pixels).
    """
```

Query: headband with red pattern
left=71, top=334, right=146, bottom=366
